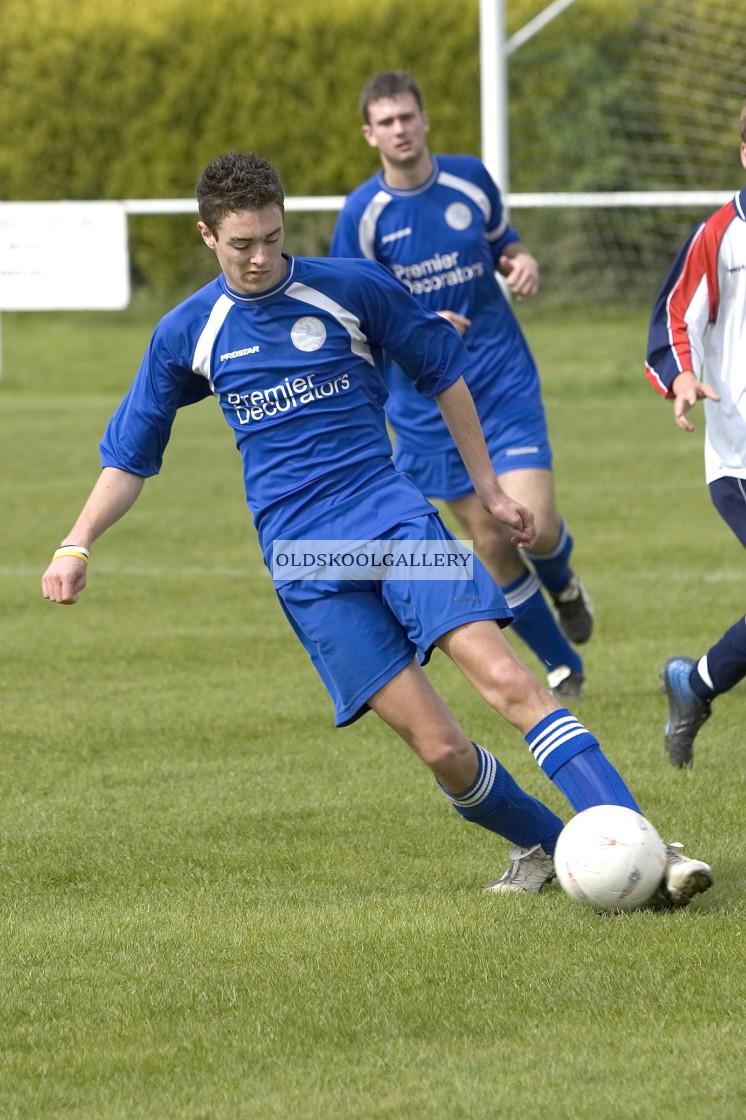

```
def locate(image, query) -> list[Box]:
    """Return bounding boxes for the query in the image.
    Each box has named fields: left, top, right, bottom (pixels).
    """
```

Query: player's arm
left=353, top=255, right=533, bottom=542
left=42, top=310, right=205, bottom=605
left=435, top=377, right=536, bottom=548
left=645, top=221, right=720, bottom=427
left=474, top=159, right=538, bottom=301
left=42, top=467, right=145, bottom=605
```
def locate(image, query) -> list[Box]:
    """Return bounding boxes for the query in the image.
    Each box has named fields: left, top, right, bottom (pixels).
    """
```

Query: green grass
left=1, top=302, right=744, bottom=1119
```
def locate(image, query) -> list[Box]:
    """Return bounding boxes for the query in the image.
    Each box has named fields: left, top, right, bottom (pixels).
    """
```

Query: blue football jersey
left=100, top=255, right=471, bottom=564
left=330, top=155, right=542, bottom=453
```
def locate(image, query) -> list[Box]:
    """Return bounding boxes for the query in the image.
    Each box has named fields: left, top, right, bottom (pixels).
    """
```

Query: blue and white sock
left=691, top=615, right=746, bottom=701
left=502, top=568, right=583, bottom=674
left=443, top=744, right=564, bottom=853
left=524, top=519, right=574, bottom=596
left=526, top=709, right=640, bottom=813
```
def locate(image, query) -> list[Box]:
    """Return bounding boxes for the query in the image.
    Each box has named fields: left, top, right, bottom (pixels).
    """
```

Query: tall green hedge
left=0, top=0, right=740, bottom=291
left=1, top=0, right=480, bottom=285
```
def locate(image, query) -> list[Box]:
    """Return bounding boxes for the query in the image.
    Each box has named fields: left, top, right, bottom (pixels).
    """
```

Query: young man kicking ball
left=43, top=151, right=712, bottom=905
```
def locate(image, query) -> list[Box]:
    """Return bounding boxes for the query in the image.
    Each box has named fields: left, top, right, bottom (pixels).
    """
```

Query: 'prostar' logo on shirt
left=381, top=227, right=412, bottom=245
left=221, top=345, right=260, bottom=361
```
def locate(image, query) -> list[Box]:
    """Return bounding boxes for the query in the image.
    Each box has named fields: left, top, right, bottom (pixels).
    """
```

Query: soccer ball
left=554, top=805, right=667, bottom=912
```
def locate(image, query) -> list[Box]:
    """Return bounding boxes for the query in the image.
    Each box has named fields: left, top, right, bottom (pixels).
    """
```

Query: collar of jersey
left=378, top=156, right=440, bottom=197
left=220, top=254, right=296, bottom=302
left=735, top=184, right=746, bottom=221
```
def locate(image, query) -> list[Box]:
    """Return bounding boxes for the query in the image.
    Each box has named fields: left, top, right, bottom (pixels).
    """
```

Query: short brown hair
left=358, top=70, right=424, bottom=123
left=196, top=151, right=284, bottom=234
left=740, top=98, right=746, bottom=145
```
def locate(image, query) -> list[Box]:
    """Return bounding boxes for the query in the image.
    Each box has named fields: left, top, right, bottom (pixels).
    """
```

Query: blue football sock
left=691, top=615, right=746, bottom=701
left=524, top=519, right=574, bottom=596
left=526, top=709, right=640, bottom=813
left=502, top=568, right=583, bottom=673
left=443, top=743, right=564, bottom=853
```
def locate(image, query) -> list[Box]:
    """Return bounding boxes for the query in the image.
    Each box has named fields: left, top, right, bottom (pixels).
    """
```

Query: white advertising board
left=0, top=201, right=130, bottom=310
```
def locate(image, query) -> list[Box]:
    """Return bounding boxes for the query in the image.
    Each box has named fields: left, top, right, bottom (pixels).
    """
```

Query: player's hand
left=42, top=556, right=88, bottom=604
left=498, top=251, right=539, bottom=300
left=671, top=370, right=720, bottom=431
left=437, top=310, right=472, bottom=336
left=482, top=494, right=538, bottom=549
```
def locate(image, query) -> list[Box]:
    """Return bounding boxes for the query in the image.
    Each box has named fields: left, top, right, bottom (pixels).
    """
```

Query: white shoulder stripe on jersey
left=192, top=293, right=235, bottom=383
left=436, top=170, right=492, bottom=224
left=485, top=218, right=508, bottom=242
left=285, top=282, right=375, bottom=366
left=358, top=190, right=394, bottom=260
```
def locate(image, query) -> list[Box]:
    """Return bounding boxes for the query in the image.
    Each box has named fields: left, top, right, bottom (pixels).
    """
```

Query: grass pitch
left=0, top=299, right=744, bottom=1119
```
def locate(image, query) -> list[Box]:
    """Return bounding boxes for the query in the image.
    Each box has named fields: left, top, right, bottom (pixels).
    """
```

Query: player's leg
left=495, top=466, right=594, bottom=647
left=366, top=658, right=562, bottom=892
left=436, top=618, right=640, bottom=813
left=709, top=475, right=746, bottom=548
left=689, top=615, right=746, bottom=707
left=447, top=488, right=585, bottom=698
left=382, top=514, right=632, bottom=815
left=481, top=404, right=593, bottom=647
left=660, top=477, right=746, bottom=766
left=661, top=615, right=746, bottom=767
left=437, top=619, right=712, bottom=906
left=277, top=575, right=559, bottom=857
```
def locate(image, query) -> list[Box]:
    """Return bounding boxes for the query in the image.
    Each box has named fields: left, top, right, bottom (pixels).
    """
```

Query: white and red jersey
left=645, top=185, right=746, bottom=483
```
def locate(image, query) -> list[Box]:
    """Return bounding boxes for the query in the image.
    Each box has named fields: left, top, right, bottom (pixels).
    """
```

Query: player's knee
left=479, top=652, right=538, bottom=714
left=530, top=513, right=565, bottom=554
left=470, top=519, right=512, bottom=560
left=414, top=735, right=473, bottom=778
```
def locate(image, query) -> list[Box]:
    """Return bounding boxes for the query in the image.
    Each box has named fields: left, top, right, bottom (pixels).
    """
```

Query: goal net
left=503, top=0, right=744, bottom=315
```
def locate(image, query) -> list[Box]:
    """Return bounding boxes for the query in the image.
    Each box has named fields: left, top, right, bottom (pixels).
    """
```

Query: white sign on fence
left=0, top=201, right=130, bottom=310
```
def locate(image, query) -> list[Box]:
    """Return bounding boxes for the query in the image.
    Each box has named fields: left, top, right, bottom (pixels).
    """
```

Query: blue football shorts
left=709, top=476, right=746, bottom=548
left=275, top=512, right=512, bottom=726
left=394, top=409, right=553, bottom=502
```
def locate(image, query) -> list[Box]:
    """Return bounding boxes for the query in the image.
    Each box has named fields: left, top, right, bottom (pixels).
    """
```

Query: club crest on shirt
left=291, top=316, right=326, bottom=352
left=445, top=202, right=472, bottom=231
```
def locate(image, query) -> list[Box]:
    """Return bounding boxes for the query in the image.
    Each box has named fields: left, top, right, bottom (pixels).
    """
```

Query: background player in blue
left=645, top=100, right=746, bottom=768
left=42, top=151, right=711, bottom=904
left=330, top=71, right=592, bottom=700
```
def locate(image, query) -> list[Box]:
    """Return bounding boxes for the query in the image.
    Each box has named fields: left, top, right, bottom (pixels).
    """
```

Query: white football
left=554, top=805, right=667, bottom=911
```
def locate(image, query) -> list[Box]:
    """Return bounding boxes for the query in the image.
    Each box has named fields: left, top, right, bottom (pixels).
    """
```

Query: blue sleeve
left=353, top=261, right=471, bottom=397
left=645, top=226, right=700, bottom=392
left=100, top=328, right=212, bottom=476
left=472, top=159, right=522, bottom=266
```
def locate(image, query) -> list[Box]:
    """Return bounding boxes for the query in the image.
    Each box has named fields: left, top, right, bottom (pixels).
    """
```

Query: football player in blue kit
left=42, top=151, right=711, bottom=904
left=330, top=71, right=592, bottom=700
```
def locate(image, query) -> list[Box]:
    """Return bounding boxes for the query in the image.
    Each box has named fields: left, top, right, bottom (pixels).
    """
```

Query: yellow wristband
left=52, top=545, right=90, bottom=564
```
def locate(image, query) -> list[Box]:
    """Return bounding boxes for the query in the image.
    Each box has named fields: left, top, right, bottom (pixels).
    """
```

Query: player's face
left=198, top=205, right=286, bottom=294
left=362, top=93, right=430, bottom=169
